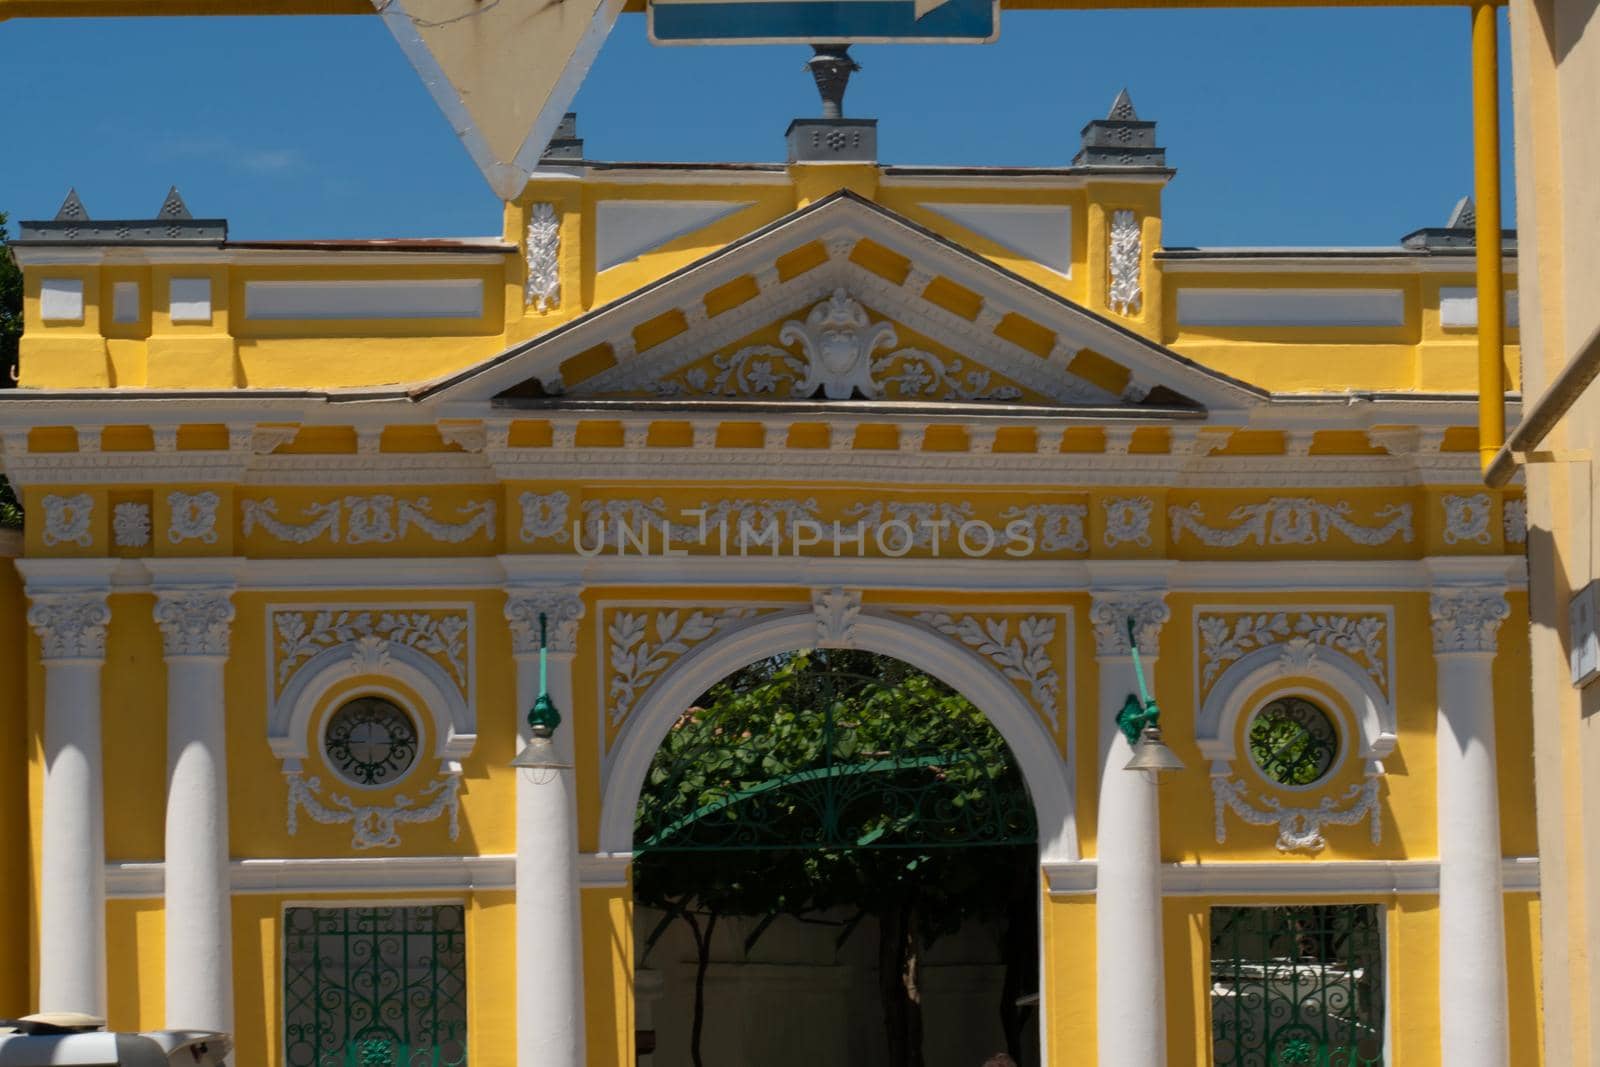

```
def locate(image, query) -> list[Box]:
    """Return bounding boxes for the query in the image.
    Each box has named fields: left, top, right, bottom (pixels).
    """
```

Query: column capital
left=1430, top=585, right=1510, bottom=655
left=1089, top=589, right=1170, bottom=658
left=154, top=589, right=236, bottom=658
left=27, top=591, right=112, bottom=663
left=506, top=585, right=585, bottom=655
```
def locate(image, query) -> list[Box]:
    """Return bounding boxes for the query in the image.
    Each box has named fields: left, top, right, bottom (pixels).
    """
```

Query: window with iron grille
left=283, top=904, right=467, bottom=1067
left=1211, top=904, right=1385, bottom=1067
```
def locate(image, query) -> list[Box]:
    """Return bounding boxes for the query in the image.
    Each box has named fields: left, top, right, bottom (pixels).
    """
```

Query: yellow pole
left=1473, top=0, right=1506, bottom=473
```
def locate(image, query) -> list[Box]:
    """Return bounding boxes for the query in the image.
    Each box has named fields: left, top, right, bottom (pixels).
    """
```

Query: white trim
left=105, top=853, right=637, bottom=897
left=597, top=608, right=1079, bottom=864
left=1042, top=857, right=1540, bottom=896
left=244, top=279, right=485, bottom=321
left=1160, top=255, right=1517, bottom=277
left=39, top=278, right=85, bottom=323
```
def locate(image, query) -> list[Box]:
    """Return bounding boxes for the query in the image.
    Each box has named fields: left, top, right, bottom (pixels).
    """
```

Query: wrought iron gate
left=1211, top=905, right=1385, bottom=1067
left=634, top=649, right=1036, bottom=853
left=283, top=905, right=468, bottom=1067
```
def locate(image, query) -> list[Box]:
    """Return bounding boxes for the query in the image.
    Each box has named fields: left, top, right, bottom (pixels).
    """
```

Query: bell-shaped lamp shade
left=1124, top=722, right=1185, bottom=773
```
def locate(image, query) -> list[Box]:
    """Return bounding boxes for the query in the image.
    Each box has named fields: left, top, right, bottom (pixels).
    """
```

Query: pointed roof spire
left=1400, top=193, right=1513, bottom=251
left=1447, top=195, right=1476, bottom=229
left=1074, top=88, right=1165, bottom=169
left=54, top=189, right=88, bottom=221
left=1108, top=88, right=1139, bottom=121
left=157, top=186, right=192, bottom=220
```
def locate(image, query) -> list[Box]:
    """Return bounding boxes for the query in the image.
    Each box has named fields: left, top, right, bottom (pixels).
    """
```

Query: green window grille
left=1248, top=697, right=1340, bottom=788
left=1211, top=905, right=1385, bottom=1067
left=283, top=905, right=467, bottom=1067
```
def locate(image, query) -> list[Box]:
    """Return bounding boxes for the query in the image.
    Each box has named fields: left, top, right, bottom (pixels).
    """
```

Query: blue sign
left=649, top=0, right=998, bottom=45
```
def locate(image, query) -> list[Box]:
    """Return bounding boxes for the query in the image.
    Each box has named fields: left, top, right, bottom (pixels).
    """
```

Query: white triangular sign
left=373, top=0, right=623, bottom=201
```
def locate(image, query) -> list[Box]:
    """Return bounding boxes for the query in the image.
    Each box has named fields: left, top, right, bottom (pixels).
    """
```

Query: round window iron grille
left=1247, top=696, right=1339, bottom=787
left=323, top=696, right=420, bottom=787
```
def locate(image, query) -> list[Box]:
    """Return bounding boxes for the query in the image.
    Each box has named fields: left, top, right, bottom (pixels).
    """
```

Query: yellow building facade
left=0, top=99, right=1539, bottom=1066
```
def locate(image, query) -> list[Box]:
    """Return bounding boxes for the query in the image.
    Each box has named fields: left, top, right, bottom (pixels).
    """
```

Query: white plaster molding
left=76, top=427, right=102, bottom=453
left=1103, top=496, right=1154, bottom=548
left=167, top=490, right=221, bottom=545
left=1170, top=497, right=1413, bottom=548
left=112, top=502, right=151, bottom=548
left=904, top=610, right=1065, bottom=728
left=1429, top=586, right=1510, bottom=654
left=26, top=590, right=112, bottom=662
left=1212, top=769, right=1382, bottom=853
left=285, top=769, right=461, bottom=850
left=1088, top=590, right=1169, bottom=657
left=811, top=586, right=862, bottom=648
left=1442, top=492, right=1493, bottom=546
left=598, top=608, right=1078, bottom=863
left=518, top=490, right=571, bottom=544
left=438, top=422, right=487, bottom=453
left=241, top=494, right=496, bottom=546
left=1197, top=608, right=1392, bottom=694
left=42, top=493, right=93, bottom=548
left=1107, top=209, right=1142, bottom=317
left=525, top=202, right=561, bottom=313
left=1195, top=639, right=1396, bottom=763
left=153, top=589, right=235, bottom=658
left=603, top=605, right=761, bottom=732
left=505, top=586, right=585, bottom=654
left=1503, top=498, right=1527, bottom=545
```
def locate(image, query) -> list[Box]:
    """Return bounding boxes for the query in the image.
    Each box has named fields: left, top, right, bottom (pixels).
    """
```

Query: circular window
left=323, top=697, right=419, bottom=787
left=1247, top=696, right=1339, bottom=787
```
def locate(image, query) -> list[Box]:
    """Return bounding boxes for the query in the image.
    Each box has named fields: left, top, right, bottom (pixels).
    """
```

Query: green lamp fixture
left=1116, top=617, right=1185, bottom=774
left=511, top=612, right=564, bottom=769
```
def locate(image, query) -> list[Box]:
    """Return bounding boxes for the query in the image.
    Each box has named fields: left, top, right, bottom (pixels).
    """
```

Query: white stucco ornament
left=788, top=288, right=897, bottom=399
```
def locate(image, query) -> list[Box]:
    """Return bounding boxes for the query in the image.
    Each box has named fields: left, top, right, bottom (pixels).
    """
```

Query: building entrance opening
left=631, top=649, right=1041, bottom=1067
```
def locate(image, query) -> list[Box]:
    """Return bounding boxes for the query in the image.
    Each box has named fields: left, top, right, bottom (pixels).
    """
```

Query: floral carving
left=1198, top=610, right=1388, bottom=690
left=112, top=502, right=151, bottom=548
left=1108, top=210, right=1142, bottom=316
left=1503, top=499, right=1527, bottom=545
left=999, top=504, right=1087, bottom=552
left=274, top=609, right=470, bottom=689
left=1213, top=774, right=1381, bottom=853
left=242, top=499, right=341, bottom=544
left=1102, top=496, right=1154, bottom=548
left=286, top=771, right=460, bottom=850
left=1442, top=493, right=1492, bottom=545
left=242, top=496, right=495, bottom=546
left=168, top=490, right=221, bottom=545
left=1429, top=588, right=1509, bottom=654
left=27, top=593, right=111, bottom=661
left=42, top=493, right=93, bottom=547
left=912, top=612, right=1063, bottom=726
left=519, top=491, right=571, bottom=543
left=1089, top=592, right=1169, bottom=657
left=606, top=607, right=757, bottom=730
left=505, top=589, right=584, bottom=654
left=813, top=587, right=862, bottom=648
left=526, top=202, right=561, bottom=313
left=1169, top=498, right=1413, bottom=548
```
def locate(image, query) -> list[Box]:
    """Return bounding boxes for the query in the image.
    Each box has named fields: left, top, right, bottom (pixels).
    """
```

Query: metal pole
left=1472, top=0, right=1506, bottom=474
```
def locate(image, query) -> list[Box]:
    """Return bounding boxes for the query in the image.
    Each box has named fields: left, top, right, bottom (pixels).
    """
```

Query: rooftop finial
left=807, top=45, right=859, bottom=120
left=157, top=186, right=192, bottom=220
left=1108, top=88, right=1139, bottom=121
left=54, top=189, right=88, bottom=222
left=1447, top=195, right=1476, bottom=230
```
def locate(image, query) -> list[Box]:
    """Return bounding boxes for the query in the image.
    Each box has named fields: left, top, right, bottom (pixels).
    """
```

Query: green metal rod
left=1127, top=617, right=1154, bottom=707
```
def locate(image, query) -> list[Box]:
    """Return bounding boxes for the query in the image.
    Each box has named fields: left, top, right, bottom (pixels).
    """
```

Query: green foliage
left=1247, top=697, right=1336, bottom=787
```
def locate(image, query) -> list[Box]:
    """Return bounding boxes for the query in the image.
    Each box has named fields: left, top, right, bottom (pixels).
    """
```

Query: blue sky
left=2, top=6, right=1513, bottom=247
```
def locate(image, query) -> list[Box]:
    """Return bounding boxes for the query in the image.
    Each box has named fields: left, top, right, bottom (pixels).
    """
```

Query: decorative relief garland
left=1197, top=610, right=1388, bottom=691
left=605, top=607, right=763, bottom=731
left=242, top=495, right=496, bottom=546
left=1442, top=492, right=1492, bottom=546
left=1169, top=498, right=1413, bottom=548
left=42, top=493, right=93, bottom=547
left=273, top=608, right=470, bottom=690
left=906, top=611, right=1064, bottom=728
left=1212, top=773, right=1381, bottom=853
left=168, top=490, right=220, bottom=545
left=286, top=771, right=461, bottom=850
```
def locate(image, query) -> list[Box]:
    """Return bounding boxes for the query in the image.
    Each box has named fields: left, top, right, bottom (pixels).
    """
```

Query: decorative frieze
left=1429, top=588, right=1510, bottom=654
left=812, top=587, right=862, bottom=648
left=273, top=607, right=471, bottom=692
left=1442, top=493, right=1492, bottom=546
left=605, top=606, right=761, bottom=731
left=112, top=502, right=151, bottom=548
left=42, top=493, right=93, bottom=548
left=1197, top=610, right=1389, bottom=692
left=27, top=593, right=112, bottom=661
left=1102, top=496, right=1154, bottom=548
left=286, top=771, right=460, bottom=850
left=242, top=495, right=496, bottom=546
left=168, top=490, right=221, bottom=545
left=907, top=611, right=1065, bottom=727
left=1169, top=498, right=1413, bottom=548
left=1213, top=773, right=1381, bottom=853
left=154, top=591, right=235, bottom=658
left=999, top=504, right=1087, bottom=552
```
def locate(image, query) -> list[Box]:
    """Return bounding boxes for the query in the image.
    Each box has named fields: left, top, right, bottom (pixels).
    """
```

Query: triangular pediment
left=419, top=192, right=1266, bottom=418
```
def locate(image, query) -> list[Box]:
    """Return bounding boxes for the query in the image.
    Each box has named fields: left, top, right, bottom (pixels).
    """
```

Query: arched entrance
left=599, top=608, right=1076, bottom=1066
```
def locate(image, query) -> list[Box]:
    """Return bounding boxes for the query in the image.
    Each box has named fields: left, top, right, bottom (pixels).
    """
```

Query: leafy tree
left=0, top=214, right=22, bottom=529
left=633, top=650, right=1037, bottom=1066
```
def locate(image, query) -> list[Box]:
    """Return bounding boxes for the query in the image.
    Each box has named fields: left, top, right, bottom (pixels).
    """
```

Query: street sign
left=649, top=0, right=999, bottom=46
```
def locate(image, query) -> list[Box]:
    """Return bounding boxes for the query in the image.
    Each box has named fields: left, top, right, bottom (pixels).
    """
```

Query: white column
left=153, top=584, right=237, bottom=1036
left=1089, top=591, right=1171, bottom=1067
left=506, top=588, right=587, bottom=1067
left=1431, top=585, right=1511, bottom=1067
left=27, top=587, right=112, bottom=1017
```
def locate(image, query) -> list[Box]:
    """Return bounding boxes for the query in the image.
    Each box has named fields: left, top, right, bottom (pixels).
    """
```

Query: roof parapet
left=16, top=186, right=226, bottom=246
left=1073, top=88, right=1166, bottom=169
left=1400, top=195, right=1515, bottom=252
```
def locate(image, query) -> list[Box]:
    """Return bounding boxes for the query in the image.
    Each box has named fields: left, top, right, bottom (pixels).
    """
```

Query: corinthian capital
left=1089, top=590, right=1170, bottom=658
left=506, top=586, right=585, bottom=655
left=28, top=593, right=112, bottom=662
left=154, top=590, right=236, bottom=658
left=1430, top=587, right=1510, bottom=655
